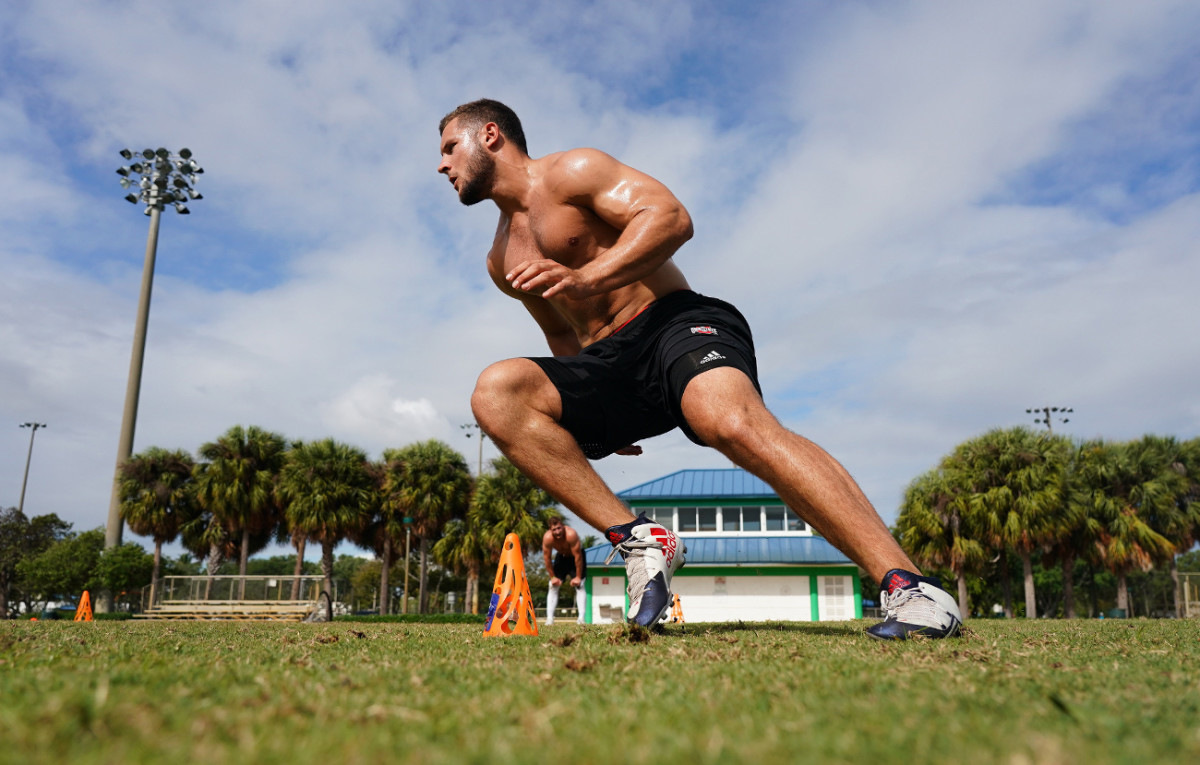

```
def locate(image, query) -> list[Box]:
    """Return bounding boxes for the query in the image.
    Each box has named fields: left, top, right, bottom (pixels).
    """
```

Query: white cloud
left=2, top=0, right=1198, bottom=557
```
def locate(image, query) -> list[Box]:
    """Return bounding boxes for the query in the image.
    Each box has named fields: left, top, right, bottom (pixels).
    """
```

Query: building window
left=787, top=511, right=806, bottom=532
left=643, top=507, right=674, bottom=529
left=740, top=506, right=762, bottom=532
left=721, top=508, right=740, bottom=532
left=631, top=504, right=808, bottom=534
left=764, top=505, right=786, bottom=531
left=678, top=507, right=698, bottom=532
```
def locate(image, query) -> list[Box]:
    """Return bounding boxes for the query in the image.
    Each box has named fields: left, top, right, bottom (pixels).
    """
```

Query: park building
left=582, top=468, right=863, bottom=624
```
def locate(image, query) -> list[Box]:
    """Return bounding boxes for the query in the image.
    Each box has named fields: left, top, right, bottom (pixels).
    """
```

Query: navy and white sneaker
left=866, top=569, right=963, bottom=640
left=604, top=514, right=685, bottom=626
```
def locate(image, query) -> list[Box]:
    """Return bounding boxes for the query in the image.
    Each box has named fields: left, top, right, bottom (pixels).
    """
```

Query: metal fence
left=1182, top=572, right=1200, bottom=618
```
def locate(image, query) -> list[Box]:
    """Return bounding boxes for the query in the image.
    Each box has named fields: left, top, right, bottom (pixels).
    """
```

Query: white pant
left=546, top=581, right=587, bottom=624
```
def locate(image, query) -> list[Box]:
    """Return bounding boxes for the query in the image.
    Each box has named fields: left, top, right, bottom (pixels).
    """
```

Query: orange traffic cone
left=483, top=534, right=538, bottom=637
left=74, top=591, right=93, bottom=622
left=670, top=593, right=684, bottom=624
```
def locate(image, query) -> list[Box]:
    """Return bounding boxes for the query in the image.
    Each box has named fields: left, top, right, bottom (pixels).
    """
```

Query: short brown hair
left=439, top=99, right=528, bottom=155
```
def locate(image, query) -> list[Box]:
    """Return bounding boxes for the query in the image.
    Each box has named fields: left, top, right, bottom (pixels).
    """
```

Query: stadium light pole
left=1026, top=405, right=1073, bottom=434
left=17, top=422, right=47, bottom=514
left=104, top=147, right=205, bottom=558
left=461, top=422, right=486, bottom=475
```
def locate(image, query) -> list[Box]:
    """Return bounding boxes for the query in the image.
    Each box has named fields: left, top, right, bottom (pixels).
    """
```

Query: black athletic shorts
left=552, top=552, right=586, bottom=581
left=528, top=290, right=761, bottom=459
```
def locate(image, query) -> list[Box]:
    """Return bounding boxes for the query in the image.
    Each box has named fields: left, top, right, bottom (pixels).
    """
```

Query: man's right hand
left=550, top=577, right=562, bottom=586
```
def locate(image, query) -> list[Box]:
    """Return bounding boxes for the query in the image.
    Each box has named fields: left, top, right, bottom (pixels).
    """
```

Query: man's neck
left=488, top=154, right=536, bottom=214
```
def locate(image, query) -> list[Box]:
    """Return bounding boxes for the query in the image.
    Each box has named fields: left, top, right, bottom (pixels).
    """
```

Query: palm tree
left=432, top=515, right=488, bottom=614
left=1071, top=438, right=1175, bottom=615
left=1128, top=436, right=1199, bottom=616
left=381, top=440, right=471, bottom=613
left=350, top=459, right=405, bottom=614
left=117, top=447, right=197, bottom=606
left=195, top=426, right=288, bottom=597
left=279, top=439, right=374, bottom=599
left=472, top=457, right=556, bottom=551
left=896, top=467, right=987, bottom=616
left=1168, top=438, right=1200, bottom=615
left=954, top=428, right=1070, bottom=618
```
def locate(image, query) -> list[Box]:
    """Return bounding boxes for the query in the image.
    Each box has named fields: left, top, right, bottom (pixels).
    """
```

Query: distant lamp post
left=402, top=516, right=413, bottom=615
left=461, top=422, right=487, bottom=475
left=105, top=147, right=205, bottom=552
left=1026, top=405, right=1073, bottom=434
left=17, top=422, right=47, bottom=514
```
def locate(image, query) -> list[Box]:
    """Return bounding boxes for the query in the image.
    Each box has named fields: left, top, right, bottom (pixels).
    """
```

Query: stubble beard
left=457, top=148, right=495, bottom=206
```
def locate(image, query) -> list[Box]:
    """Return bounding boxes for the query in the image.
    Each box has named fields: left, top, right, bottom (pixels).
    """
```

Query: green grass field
left=1, top=618, right=1197, bottom=764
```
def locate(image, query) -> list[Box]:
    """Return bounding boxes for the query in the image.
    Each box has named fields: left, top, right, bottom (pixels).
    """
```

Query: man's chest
left=493, top=203, right=608, bottom=271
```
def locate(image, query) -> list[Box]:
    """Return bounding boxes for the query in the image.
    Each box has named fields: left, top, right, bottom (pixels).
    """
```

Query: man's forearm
left=578, top=207, right=691, bottom=294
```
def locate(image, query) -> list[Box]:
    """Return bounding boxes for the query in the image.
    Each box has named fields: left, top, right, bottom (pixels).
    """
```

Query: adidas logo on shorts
left=699, top=350, right=726, bottom=365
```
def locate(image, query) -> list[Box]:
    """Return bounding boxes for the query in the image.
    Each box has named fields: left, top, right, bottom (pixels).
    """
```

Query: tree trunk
left=1116, top=572, right=1129, bottom=614
left=1021, top=550, right=1037, bottom=619
left=149, top=540, right=163, bottom=608
left=379, top=537, right=393, bottom=615
left=204, top=542, right=221, bottom=600
left=418, top=538, right=430, bottom=614
left=0, top=573, right=9, bottom=619
left=322, top=540, right=335, bottom=599
left=1001, top=566, right=1014, bottom=618
left=956, top=571, right=969, bottom=618
left=1171, top=556, right=1181, bottom=618
left=238, top=528, right=250, bottom=600
left=290, top=536, right=307, bottom=600
left=1062, top=555, right=1076, bottom=619
left=468, top=561, right=480, bottom=615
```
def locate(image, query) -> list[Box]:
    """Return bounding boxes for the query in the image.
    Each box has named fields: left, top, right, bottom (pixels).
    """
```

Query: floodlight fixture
left=179, top=147, right=192, bottom=159
left=119, top=148, right=134, bottom=160
left=1026, top=405, right=1074, bottom=434
left=142, top=148, right=154, bottom=159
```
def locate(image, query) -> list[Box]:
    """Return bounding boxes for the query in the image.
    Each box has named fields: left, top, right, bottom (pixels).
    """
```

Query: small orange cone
left=73, top=591, right=93, bottom=622
left=483, top=534, right=538, bottom=637
left=670, top=593, right=684, bottom=624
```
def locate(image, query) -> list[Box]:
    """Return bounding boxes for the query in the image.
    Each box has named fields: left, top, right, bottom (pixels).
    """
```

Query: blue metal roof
left=585, top=535, right=853, bottom=567
left=617, top=469, right=776, bottom=500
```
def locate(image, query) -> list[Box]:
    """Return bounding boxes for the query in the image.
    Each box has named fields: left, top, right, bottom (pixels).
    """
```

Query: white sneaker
left=604, top=514, right=686, bottom=626
left=866, top=569, right=962, bottom=640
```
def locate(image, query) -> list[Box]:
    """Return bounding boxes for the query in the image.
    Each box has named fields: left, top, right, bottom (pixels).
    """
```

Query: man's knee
left=689, top=405, right=759, bottom=452
left=681, top=368, right=773, bottom=452
left=471, top=359, right=557, bottom=428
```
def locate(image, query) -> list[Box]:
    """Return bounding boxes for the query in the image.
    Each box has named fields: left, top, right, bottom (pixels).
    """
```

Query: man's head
left=547, top=515, right=566, bottom=540
left=437, top=99, right=527, bottom=206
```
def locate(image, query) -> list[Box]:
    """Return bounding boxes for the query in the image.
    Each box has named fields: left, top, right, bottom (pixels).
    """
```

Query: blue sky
left=3, top=0, right=1199, bottom=562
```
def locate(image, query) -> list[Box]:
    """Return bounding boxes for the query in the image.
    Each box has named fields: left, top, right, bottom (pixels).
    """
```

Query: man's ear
left=481, top=121, right=502, bottom=149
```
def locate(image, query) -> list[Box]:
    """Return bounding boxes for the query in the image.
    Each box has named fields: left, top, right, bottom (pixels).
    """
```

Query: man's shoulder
left=540, top=148, right=620, bottom=187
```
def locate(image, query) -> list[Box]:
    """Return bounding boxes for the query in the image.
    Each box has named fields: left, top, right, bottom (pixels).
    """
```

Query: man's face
left=549, top=519, right=565, bottom=540
left=438, top=118, right=495, bottom=206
